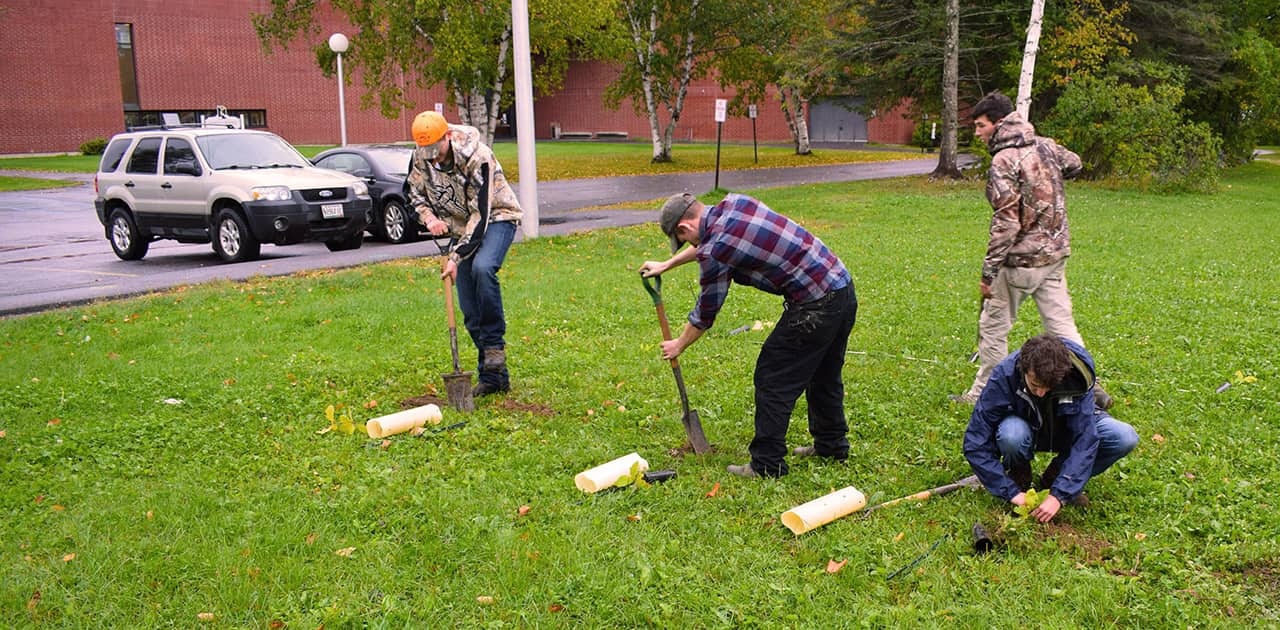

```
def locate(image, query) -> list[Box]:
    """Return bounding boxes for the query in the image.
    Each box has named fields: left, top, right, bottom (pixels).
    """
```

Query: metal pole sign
left=714, top=99, right=727, bottom=190
left=748, top=104, right=758, bottom=163
left=435, top=102, right=444, bottom=114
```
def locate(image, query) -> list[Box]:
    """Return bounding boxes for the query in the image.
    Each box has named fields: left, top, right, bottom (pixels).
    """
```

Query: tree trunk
left=1016, top=0, right=1046, bottom=119
left=780, top=87, right=811, bottom=155
left=931, top=0, right=962, bottom=180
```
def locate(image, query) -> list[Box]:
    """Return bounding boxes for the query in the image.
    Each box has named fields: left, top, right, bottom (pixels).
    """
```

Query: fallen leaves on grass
left=476, top=595, right=495, bottom=605
left=705, top=482, right=720, bottom=498
left=62, top=553, right=76, bottom=562
left=47, top=418, right=61, bottom=426
left=627, top=513, right=642, bottom=522
left=197, top=612, right=216, bottom=622
left=334, top=547, right=356, bottom=557
left=1135, top=532, right=1148, bottom=541
left=517, top=505, right=532, bottom=517
left=549, top=603, right=564, bottom=613
left=305, top=533, right=318, bottom=546
left=364, top=399, right=379, bottom=409
left=1152, top=433, right=1165, bottom=444
left=826, top=559, right=848, bottom=574
left=26, top=589, right=39, bottom=612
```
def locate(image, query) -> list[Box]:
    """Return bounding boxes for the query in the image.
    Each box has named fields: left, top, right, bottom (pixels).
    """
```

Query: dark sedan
left=313, top=144, right=424, bottom=244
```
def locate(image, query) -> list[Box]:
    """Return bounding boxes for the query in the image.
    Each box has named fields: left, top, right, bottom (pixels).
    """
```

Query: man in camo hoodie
left=951, top=92, right=1111, bottom=408
left=407, top=111, right=523, bottom=396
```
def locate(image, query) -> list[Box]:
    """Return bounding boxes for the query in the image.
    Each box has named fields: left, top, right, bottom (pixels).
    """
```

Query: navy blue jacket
left=963, top=338, right=1099, bottom=502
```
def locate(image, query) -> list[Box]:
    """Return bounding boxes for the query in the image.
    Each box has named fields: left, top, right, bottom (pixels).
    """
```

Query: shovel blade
left=443, top=371, right=474, bottom=413
left=682, top=409, right=712, bottom=454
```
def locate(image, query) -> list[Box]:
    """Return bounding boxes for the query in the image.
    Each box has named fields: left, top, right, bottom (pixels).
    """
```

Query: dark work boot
left=1007, top=462, right=1032, bottom=491
left=1093, top=383, right=1114, bottom=410
left=482, top=347, right=506, bottom=371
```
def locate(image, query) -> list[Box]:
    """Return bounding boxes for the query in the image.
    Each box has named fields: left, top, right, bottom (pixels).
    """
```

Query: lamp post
left=328, top=33, right=349, bottom=146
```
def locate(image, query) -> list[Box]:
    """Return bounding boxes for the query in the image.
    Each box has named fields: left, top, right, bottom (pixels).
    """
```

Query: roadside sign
left=748, top=104, right=758, bottom=119
left=715, top=99, right=727, bottom=123
left=434, top=102, right=444, bottom=114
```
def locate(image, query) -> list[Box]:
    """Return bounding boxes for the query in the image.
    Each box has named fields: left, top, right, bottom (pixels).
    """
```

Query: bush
left=911, top=117, right=941, bottom=151
left=1040, top=72, right=1221, bottom=193
left=79, top=137, right=108, bottom=156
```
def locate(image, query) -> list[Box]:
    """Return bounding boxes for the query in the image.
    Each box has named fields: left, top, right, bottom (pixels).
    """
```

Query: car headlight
left=251, top=186, right=292, bottom=201
left=351, top=181, right=370, bottom=198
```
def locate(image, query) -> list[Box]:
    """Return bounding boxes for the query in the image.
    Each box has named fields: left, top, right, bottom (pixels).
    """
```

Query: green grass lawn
left=2, top=163, right=1278, bottom=626
left=0, top=176, right=81, bottom=191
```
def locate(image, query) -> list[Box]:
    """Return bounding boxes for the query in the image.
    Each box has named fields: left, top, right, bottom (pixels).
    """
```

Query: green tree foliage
left=713, top=0, right=850, bottom=155
left=1121, top=0, right=1280, bottom=164
left=598, top=0, right=782, bottom=162
left=1041, top=66, right=1222, bottom=193
left=252, top=0, right=616, bottom=144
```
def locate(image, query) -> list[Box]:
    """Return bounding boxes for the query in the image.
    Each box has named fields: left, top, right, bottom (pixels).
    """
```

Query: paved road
left=0, top=156, right=955, bottom=317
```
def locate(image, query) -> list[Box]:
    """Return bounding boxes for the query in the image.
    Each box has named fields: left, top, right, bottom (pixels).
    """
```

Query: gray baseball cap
left=659, top=193, right=696, bottom=253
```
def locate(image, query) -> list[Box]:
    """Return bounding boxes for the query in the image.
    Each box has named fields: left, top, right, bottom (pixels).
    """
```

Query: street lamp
left=328, top=33, right=349, bottom=146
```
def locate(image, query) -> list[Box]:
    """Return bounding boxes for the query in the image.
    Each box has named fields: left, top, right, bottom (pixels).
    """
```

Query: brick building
left=0, top=1, right=914, bottom=155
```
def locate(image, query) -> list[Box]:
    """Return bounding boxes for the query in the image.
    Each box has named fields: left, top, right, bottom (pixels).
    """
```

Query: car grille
left=300, top=187, right=349, bottom=202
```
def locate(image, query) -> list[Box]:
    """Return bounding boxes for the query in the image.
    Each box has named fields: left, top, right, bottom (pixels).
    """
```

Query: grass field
left=2, top=162, right=1277, bottom=627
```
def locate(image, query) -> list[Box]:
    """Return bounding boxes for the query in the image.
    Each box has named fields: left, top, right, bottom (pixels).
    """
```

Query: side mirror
left=173, top=160, right=202, bottom=176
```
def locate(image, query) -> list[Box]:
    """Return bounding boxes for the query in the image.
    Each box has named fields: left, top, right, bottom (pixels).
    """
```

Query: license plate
left=321, top=203, right=344, bottom=219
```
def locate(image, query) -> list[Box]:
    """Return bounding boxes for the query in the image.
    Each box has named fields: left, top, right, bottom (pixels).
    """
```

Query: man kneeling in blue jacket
left=963, top=334, right=1138, bottom=522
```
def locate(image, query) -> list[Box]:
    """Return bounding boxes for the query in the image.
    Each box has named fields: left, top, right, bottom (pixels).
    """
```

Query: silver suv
left=94, top=126, right=372, bottom=263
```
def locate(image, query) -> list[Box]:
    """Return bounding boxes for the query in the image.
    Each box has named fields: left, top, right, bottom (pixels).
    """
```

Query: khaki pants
left=965, top=259, right=1085, bottom=397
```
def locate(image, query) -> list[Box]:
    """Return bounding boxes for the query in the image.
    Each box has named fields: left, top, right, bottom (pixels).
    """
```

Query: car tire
left=107, top=208, right=149, bottom=261
left=325, top=231, right=364, bottom=252
left=212, top=208, right=261, bottom=263
left=380, top=199, right=415, bottom=244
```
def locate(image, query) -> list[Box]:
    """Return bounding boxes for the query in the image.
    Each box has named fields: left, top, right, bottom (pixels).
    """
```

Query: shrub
left=79, top=137, right=108, bottom=156
left=1040, top=72, right=1221, bottom=193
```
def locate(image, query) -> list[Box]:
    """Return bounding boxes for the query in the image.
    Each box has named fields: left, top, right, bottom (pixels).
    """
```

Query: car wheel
left=212, top=209, right=261, bottom=263
left=325, top=231, right=364, bottom=252
left=107, top=208, right=149, bottom=260
left=382, top=199, right=415, bottom=244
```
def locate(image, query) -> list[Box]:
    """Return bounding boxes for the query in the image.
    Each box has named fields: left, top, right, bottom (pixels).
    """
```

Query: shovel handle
left=444, top=274, right=457, bottom=330
left=642, top=274, right=680, bottom=366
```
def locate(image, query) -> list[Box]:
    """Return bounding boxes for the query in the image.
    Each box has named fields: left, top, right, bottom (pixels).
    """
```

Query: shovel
left=442, top=274, right=475, bottom=412
left=642, top=274, right=712, bottom=455
left=968, top=297, right=986, bottom=363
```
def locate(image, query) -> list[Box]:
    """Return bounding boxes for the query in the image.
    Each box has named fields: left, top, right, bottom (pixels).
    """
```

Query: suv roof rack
left=125, top=123, right=206, bottom=132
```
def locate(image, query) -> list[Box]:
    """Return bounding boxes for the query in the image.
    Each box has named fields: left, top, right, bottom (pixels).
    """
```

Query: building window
left=116, top=24, right=140, bottom=111
left=124, top=109, right=268, bottom=130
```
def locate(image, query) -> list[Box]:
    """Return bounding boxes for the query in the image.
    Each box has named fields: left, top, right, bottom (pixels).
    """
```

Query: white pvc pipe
left=575, top=452, right=649, bottom=493
left=781, top=486, right=867, bottom=535
left=366, top=404, right=441, bottom=438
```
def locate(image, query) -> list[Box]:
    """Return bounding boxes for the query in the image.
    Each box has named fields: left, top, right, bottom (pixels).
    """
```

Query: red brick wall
left=0, top=2, right=910, bottom=154
left=867, top=101, right=916, bottom=146
left=534, top=60, right=805, bottom=144
left=0, top=0, right=122, bottom=154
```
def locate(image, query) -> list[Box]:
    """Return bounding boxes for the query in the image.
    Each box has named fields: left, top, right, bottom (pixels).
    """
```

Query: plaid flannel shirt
left=689, top=194, right=850, bottom=330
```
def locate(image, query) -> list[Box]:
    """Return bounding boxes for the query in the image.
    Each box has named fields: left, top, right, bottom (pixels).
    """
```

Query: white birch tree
left=1016, top=0, right=1046, bottom=119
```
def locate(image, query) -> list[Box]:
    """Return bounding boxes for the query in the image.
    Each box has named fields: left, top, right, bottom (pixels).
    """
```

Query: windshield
left=365, top=147, right=415, bottom=178
left=197, top=133, right=311, bottom=170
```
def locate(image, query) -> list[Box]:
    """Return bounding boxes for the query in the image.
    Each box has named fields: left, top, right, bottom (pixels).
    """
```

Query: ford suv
left=94, top=126, right=372, bottom=263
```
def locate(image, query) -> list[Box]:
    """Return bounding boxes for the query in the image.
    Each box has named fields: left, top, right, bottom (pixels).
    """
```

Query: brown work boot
left=482, top=347, right=507, bottom=370
left=792, top=445, right=817, bottom=457
left=1007, top=462, right=1032, bottom=491
left=726, top=463, right=758, bottom=478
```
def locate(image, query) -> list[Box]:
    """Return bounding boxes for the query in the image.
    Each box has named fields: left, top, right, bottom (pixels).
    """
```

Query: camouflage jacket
left=981, top=112, right=1082, bottom=284
left=406, top=124, right=523, bottom=261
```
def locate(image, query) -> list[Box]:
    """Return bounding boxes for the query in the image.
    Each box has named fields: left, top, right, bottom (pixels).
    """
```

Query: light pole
left=328, top=33, right=349, bottom=146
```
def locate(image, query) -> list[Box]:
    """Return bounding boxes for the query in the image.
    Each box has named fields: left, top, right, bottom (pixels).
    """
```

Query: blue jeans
left=995, top=411, right=1138, bottom=476
left=455, top=220, right=516, bottom=388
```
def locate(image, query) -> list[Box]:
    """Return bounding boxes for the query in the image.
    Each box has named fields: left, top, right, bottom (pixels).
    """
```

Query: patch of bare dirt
left=400, top=394, right=447, bottom=408
left=1038, top=521, right=1113, bottom=563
